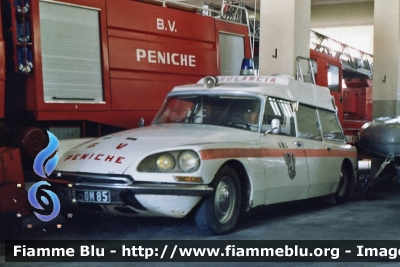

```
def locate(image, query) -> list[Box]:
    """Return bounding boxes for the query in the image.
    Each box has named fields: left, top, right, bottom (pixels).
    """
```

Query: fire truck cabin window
left=328, top=64, right=340, bottom=93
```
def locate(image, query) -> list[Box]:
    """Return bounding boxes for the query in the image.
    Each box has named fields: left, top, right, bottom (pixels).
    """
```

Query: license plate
left=76, top=190, right=111, bottom=203
left=58, top=188, right=111, bottom=203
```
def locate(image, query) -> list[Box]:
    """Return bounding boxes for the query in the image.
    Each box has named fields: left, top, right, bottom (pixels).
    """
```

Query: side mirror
left=262, top=118, right=281, bottom=136
left=271, top=119, right=281, bottom=134
left=138, top=118, right=145, bottom=128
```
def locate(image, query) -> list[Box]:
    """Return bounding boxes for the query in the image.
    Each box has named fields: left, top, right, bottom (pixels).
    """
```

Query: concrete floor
left=1, top=180, right=400, bottom=267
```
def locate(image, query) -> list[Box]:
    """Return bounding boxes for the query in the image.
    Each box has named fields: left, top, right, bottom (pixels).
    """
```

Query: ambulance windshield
left=154, top=94, right=261, bottom=131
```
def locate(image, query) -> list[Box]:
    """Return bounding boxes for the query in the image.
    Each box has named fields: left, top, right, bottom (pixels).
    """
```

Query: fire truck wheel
left=20, top=127, right=47, bottom=159
left=335, top=162, right=354, bottom=204
left=195, top=165, right=241, bottom=235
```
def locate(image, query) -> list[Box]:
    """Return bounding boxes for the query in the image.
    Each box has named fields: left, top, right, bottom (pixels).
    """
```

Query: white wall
left=311, top=2, right=374, bottom=27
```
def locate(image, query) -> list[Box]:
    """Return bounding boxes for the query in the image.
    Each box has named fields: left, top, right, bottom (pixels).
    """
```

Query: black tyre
left=335, top=162, right=354, bottom=204
left=195, top=165, right=241, bottom=235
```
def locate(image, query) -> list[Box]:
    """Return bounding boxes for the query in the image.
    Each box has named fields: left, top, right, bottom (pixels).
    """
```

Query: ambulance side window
left=318, top=109, right=345, bottom=141
left=263, top=97, right=296, bottom=136
left=296, top=104, right=322, bottom=140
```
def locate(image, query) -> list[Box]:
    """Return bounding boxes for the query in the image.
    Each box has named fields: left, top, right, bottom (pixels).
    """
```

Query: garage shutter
left=219, top=32, right=245, bottom=76
left=39, top=0, right=103, bottom=103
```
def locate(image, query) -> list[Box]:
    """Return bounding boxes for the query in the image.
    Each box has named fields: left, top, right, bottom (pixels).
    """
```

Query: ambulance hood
left=56, top=124, right=257, bottom=174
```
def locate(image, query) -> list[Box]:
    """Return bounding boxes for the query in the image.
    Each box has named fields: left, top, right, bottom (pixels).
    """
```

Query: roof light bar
left=240, top=58, right=254, bottom=76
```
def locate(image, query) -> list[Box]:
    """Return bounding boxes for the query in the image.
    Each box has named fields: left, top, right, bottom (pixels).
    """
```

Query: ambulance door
left=311, top=108, right=347, bottom=197
left=296, top=104, right=337, bottom=198
left=261, top=97, right=309, bottom=205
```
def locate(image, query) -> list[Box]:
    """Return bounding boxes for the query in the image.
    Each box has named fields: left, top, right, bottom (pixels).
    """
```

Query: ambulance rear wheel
left=335, top=162, right=354, bottom=204
left=195, top=165, right=241, bottom=235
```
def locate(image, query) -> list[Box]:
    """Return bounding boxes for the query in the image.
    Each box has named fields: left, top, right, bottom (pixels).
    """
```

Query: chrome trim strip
left=74, top=183, right=214, bottom=196
left=52, top=172, right=213, bottom=196
left=53, top=172, right=133, bottom=184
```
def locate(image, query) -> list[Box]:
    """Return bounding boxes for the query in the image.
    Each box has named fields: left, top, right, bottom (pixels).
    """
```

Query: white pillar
left=259, top=0, right=311, bottom=77
left=373, top=0, right=400, bottom=117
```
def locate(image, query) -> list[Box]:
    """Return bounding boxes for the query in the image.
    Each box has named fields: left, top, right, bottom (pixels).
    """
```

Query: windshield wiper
left=174, top=115, right=206, bottom=123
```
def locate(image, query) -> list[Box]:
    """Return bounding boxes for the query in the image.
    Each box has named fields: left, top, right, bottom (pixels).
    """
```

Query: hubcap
left=214, top=177, right=236, bottom=223
left=222, top=187, right=230, bottom=198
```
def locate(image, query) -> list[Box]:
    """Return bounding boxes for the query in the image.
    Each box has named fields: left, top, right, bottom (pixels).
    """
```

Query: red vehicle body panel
left=3, top=0, right=250, bottom=130
left=310, top=49, right=372, bottom=143
left=342, top=78, right=372, bottom=138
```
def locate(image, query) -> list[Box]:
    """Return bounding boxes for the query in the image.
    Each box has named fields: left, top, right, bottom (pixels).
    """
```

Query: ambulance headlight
left=156, top=153, right=176, bottom=172
left=178, top=150, right=200, bottom=173
left=138, top=150, right=201, bottom=173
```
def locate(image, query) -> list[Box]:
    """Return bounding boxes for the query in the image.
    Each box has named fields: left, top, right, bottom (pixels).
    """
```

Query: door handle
left=295, top=141, right=303, bottom=147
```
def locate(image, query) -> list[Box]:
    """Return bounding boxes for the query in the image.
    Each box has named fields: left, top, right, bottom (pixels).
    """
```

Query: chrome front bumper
left=47, top=172, right=214, bottom=197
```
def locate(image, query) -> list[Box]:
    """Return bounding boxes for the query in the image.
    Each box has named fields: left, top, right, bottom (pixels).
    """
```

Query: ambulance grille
left=50, top=172, right=133, bottom=185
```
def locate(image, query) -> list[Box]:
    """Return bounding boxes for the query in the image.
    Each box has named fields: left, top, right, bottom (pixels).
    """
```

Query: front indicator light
left=156, top=153, right=176, bottom=172
left=178, top=150, right=200, bottom=172
left=174, top=176, right=203, bottom=183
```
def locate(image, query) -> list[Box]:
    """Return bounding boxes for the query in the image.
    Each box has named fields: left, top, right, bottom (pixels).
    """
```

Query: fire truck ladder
left=310, top=30, right=373, bottom=78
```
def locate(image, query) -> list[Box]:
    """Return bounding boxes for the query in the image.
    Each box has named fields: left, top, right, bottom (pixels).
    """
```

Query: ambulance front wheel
left=195, top=165, right=241, bottom=235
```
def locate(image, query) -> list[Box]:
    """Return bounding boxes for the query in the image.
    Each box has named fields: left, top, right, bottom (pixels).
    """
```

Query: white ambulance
left=49, top=75, right=358, bottom=235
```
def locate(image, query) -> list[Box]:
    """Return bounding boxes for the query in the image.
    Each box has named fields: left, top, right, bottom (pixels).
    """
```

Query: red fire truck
left=309, top=31, right=373, bottom=144
left=0, top=0, right=251, bottom=166
left=0, top=0, right=251, bottom=224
